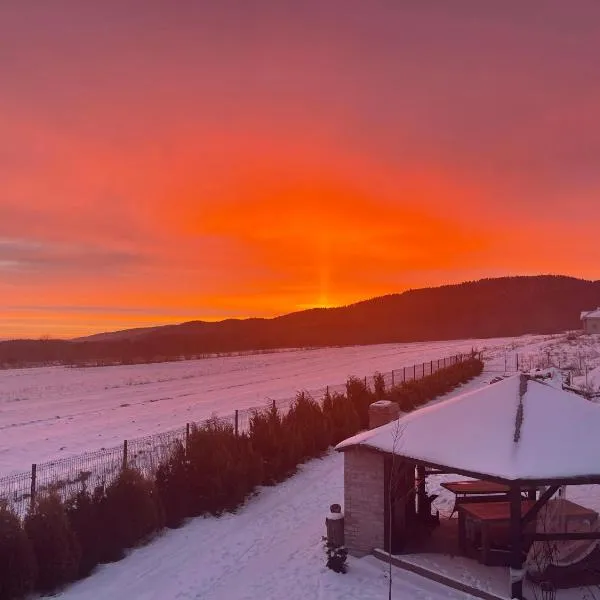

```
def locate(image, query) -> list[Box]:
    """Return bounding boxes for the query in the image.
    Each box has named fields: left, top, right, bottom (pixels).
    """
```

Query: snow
left=337, top=375, right=600, bottom=481
left=54, top=452, right=474, bottom=600
left=4, top=332, right=600, bottom=599
left=0, top=336, right=536, bottom=475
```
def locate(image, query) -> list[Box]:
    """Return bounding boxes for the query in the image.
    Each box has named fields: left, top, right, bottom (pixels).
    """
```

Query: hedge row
left=0, top=356, right=483, bottom=599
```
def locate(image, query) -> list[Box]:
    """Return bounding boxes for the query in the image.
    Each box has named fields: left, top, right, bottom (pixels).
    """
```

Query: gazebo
left=336, top=375, right=600, bottom=599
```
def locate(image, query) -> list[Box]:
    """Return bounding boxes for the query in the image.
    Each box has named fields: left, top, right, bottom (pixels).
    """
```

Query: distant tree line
left=0, top=357, right=483, bottom=599
left=4, top=275, right=595, bottom=369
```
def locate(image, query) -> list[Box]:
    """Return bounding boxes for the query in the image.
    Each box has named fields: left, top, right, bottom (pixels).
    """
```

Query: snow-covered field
left=0, top=334, right=557, bottom=475
left=3, top=332, right=600, bottom=599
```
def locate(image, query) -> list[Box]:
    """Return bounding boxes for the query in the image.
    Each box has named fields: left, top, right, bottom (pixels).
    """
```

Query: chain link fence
left=0, top=352, right=472, bottom=520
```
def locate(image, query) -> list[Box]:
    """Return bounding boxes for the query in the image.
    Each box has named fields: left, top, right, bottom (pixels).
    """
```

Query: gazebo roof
left=336, top=375, right=600, bottom=482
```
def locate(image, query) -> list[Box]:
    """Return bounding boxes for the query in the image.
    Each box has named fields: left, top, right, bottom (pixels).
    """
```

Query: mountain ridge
left=2, top=275, right=599, bottom=367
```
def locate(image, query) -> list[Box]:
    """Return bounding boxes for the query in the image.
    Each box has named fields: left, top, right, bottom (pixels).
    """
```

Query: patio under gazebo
left=336, top=375, right=600, bottom=599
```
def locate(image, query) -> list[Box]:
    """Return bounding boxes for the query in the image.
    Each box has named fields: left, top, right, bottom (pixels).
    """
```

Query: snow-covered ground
left=54, top=451, right=475, bottom=600
left=4, top=332, right=600, bottom=599
left=51, top=370, right=599, bottom=600
left=0, top=334, right=552, bottom=475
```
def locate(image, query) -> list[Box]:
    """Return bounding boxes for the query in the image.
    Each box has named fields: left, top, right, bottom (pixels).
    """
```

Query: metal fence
left=0, top=352, right=472, bottom=520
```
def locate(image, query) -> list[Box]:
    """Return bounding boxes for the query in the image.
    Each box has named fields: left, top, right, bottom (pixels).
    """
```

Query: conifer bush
left=102, top=469, right=162, bottom=559
left=384, top=357, right=483, bottom=412
left=65, top=486, right=107, bottom=576
left=249, top=405, right=295, bottom=484
left=284, top=392, right=330, bottom=462
left=373, top=372, right=386, bottom=399
left=156, top=442, right=190, bottom=528
left=0, top=502, right=36, bottom=600
left=345, top=377, right=375, bottom=428
left=24, top=494, right=81, bottom=593
left=322, top=391, right=360, bottom=445
left=186, top=419, right=261, bottom=515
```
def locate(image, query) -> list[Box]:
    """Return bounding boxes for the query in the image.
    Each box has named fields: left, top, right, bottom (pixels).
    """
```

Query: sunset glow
left=2, top=1, right=600, bottom=338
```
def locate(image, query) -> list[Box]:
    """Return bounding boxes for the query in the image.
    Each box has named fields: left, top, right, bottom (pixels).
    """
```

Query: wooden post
left=509, top=484, right=524, bottom=599
left=122, top=440, right=128, bottom=471
left=391, top=370, right=395, bottom=387
left=30, top=463, right=37, bottom=510
left=364, top=375, right=367, bottom=388
left=186, top=422, right=190, bottom=449
left=430, top=360, right=433, bottom=374
left=416, top=465, right=427, bottom=520
left=413, top=364, right=416, bottom=380
left=403, top=366, right=406, bottom=382
left=325, top=503, right=344, bottom=548
left=272, top=399, right=276, bottom=411
left=234, top=410, right=239, bottom=436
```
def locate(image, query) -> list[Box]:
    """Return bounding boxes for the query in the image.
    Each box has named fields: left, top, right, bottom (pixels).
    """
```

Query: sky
left=1, top=1, right=600, bottom=339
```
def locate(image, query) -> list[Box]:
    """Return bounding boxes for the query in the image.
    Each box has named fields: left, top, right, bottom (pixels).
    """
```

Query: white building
left=581, top=308, right=600, bottom=334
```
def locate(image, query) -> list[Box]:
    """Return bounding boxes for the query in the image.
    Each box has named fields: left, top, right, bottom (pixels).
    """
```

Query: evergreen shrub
left=0, top=502, right=36, bottom=600
left=24, top=494, right=80, bottom=593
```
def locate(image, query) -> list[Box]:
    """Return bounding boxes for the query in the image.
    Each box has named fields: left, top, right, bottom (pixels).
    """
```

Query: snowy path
left=55, top=451, right=473, bottom=600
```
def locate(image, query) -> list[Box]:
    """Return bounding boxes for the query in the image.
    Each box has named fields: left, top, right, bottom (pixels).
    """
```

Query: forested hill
left=2, top=275, right=600, bottom=367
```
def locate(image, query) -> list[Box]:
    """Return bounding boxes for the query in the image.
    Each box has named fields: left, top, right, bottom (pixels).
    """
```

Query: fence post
left=122, top=440, right=128, bottom=471
left=403, top=366, right=406, bottom=382
left=234, top=410, right=239, bottom=437
left=413, top=364, right=416, bottom=380
left=430, top=360, right=433, bottom=374
left=186, top=423, right=190, bottom=449
left=438, top=359, right=441, bottom=370
left=391, top=370, right=395, bottom=387
left=30, top=463, right=37, bottom=510
left=364, top=375, right=367, bottom=388
left=272, top=398, right=276, bottom=411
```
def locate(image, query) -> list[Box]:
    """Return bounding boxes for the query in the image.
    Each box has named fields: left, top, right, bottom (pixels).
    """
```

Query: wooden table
left=441, top=480, right=511, bottom=517
left=457, top=499, right=599, bottom=566
left=442, top=480, right=510, bottom=496
left=458, top=500, right=536, bottom=565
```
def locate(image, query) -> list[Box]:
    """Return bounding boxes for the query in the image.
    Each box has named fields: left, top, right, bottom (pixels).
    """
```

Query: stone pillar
left=344, top=448, right=386, bottom=556
left=369, top=400, right=401, bottom=429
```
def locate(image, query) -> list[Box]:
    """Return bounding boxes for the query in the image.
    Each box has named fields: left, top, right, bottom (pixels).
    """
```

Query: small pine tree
left=24, top=494, right=81, bottom=592
left=65, top=486, right=106, bottom=577
left=156, top=443, right=190, bottom=528
left=373, top=372, right=386, bottom=399
left=0, top=502, right=36, bottom=600
left=323, top=537, right=348, bottom=574
left=103, top=469, right=162, bottom=558
left=346, top=377, right=374, bottom=428
left=249, top=405, right=293, bottom=484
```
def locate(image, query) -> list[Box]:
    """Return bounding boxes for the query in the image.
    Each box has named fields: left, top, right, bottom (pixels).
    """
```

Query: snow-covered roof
left=336, top=375, right=600, bottom=482
left=581, top=308, right=600, bottom=320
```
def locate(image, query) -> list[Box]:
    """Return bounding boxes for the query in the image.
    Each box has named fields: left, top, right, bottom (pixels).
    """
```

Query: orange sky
left=1, top=1, right=600, bottom=338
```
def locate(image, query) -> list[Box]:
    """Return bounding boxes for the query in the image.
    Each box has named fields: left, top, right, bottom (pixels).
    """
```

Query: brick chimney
left=368, top=400, right=401, bottom=429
